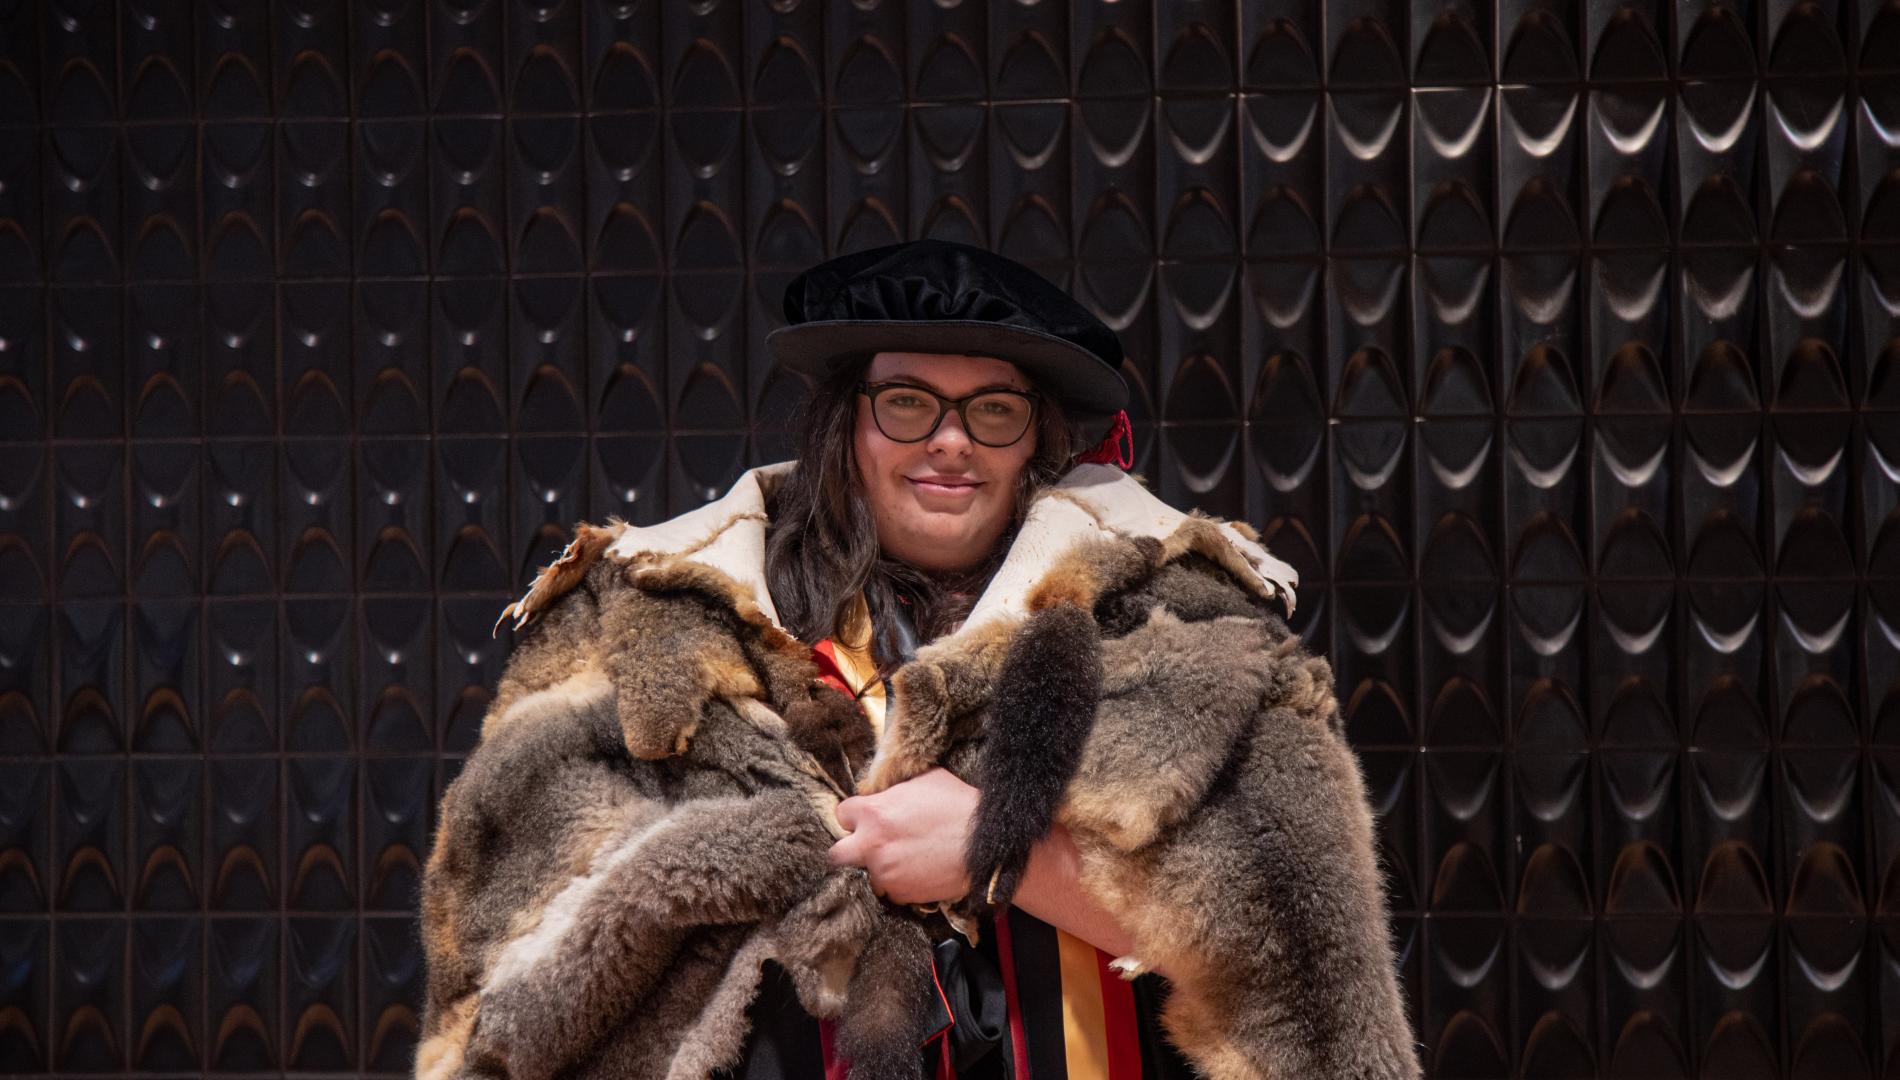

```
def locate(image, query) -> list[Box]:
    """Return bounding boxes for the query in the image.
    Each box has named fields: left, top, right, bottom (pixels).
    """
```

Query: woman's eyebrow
left=887, top=377, right=1028, bottom=395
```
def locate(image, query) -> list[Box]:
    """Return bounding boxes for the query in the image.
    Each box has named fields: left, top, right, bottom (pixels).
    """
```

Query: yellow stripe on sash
left=1057, top=928, right=1111, bottom=1080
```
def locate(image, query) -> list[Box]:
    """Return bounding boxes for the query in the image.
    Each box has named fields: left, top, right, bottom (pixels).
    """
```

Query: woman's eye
left=885, top=393, right=929, bottom=410
left=975, top=398, right=1020, bottom=416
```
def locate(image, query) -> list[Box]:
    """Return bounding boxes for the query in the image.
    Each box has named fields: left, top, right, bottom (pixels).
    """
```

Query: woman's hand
left=827, top=768, right=1144, bottom=964
left=827, top=767, right=978, bottom=905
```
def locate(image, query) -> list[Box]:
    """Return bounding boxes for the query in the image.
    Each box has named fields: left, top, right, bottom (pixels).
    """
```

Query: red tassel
left=1075, top=409, right=1134, bottom=469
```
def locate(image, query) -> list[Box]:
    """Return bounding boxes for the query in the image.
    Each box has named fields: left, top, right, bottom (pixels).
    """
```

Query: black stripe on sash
left=1003, top=907, right=1069, bottom=1079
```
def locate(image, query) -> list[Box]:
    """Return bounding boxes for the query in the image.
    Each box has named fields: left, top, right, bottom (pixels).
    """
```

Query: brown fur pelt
left=418, top=539, right=930, bottom=1080
left=860, top=519, right=1422, bottom=1080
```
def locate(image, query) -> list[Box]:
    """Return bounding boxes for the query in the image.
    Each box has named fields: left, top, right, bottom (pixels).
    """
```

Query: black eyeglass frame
left=856, top=381, right=1041, bottom=448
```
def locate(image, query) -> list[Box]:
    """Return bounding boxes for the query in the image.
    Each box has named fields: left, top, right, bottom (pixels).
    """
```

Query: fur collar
left=500, top=462, right=1299, bottom=637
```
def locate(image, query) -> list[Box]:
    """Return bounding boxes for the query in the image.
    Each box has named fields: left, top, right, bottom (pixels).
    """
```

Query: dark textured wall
left=0, top=0, right=1896, bottom=1076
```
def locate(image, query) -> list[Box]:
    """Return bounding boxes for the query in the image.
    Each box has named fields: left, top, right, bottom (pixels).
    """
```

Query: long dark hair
left=764, top=354, right=1074, bottom=663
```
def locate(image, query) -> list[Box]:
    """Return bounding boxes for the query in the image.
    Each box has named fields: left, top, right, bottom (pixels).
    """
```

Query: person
left=415, top=240, right=1416, bottom=1079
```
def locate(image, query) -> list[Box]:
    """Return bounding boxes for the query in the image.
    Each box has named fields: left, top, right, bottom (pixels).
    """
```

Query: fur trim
left=494, top=521, right=626, bottom=635
left=962, top=602, right=1102, bottom=911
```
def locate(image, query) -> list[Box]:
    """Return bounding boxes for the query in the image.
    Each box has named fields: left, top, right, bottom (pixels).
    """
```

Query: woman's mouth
left=908, top=476, right=983, bottom=497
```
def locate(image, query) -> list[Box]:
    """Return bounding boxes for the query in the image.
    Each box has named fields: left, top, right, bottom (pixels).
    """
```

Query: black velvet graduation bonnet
left=766, top=240, right=1130, bottom=449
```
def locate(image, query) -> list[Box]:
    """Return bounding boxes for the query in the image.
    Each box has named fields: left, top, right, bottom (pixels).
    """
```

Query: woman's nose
left=926, top=407, right=973, bottom=453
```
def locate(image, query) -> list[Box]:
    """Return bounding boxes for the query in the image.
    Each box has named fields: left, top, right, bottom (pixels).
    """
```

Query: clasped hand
left=826, top=767, right=978, bottom=905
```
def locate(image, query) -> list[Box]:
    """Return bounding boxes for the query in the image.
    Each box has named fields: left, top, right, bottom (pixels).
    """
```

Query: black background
left=1, top=0, right=1897, bottom=1075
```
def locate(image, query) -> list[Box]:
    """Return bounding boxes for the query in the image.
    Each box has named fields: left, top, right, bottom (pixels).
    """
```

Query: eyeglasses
left=858, top=381, right=1039, bottom=448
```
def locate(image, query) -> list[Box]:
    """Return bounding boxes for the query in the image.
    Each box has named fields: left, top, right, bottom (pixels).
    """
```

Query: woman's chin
left=885, top=523, right=1000, bottom=573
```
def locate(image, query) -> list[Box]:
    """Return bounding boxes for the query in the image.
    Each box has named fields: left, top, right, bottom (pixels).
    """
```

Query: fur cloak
left=415, top=462, right=1418, bottom=1079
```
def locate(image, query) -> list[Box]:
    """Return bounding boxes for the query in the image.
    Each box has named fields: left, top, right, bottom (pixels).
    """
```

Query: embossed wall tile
left=1586, top=0, right=1667, bottom=82
left=285, top=598, right=353, bottom=752
left=1515, top=920, right=1594, bottom=1076
left=912, top=103, right=989, bottom=246
left=0, top=916, right=46, bottom=1070
left=363, top=598, right=432, bottom=753
left=0, top=4, right=37, bottom=124
left=355, top=0, right=425, bottom=118
left=0, top=441, right=47, bottom=610
left=42, top=0, right=113, bottom=125
left=277, top=0, right=349, bottom=117
left=435, top=277, right=508, bottom=434
left=1423, top=917, right=1509, bottom=1076
left=208, top=758, right=276, bottom=910
left=44, top=58, right=117, bottom=284
left=1414, top=89, right=1493, bottom=254
left=0, top=762, right=50, bottom=912
left=512, top=430, right=586, bottom=584
left=55, top=755, right=123, bottom=911
left=589, top=277, right=672, bottom=517
left=363, top=757, right=429, bottom=908
left=993, top=0, right=1067, bottom=99
left=205, top=600, right=276, bottom=753
left=203, top=281, right=274, bottom=436
left=360, top=439, right=429, bottom=597
left=432, top=0, right=503, bottom=115
left=50, top=286, right=121, bottom=439
left=438, top=598, right=504, bottom=754
left=508, top=0, right=580, bottom=115
left=132, top=598, right=198, bottom=752
left=432, top=117, right=507, bottom=274
left=286, top=916, right=355, bottom=1067
left=435, top=434, right=508, bottom=591
left=668, top=359, right=743, bottom=513
left=364, top=915, right=423, bottom=1069
left=203, top=122, right=274, bottom=279
left=911, top=0, right=985, bottom=101
left=207, top=916, right=277, bottom=1066
left=356, top=121, right=429, bottom=275
left=282, top=122, right=352, bottom=279
left=55, top=600, right=123, bottom=753
left=131, top=444, right=199, bottom=601
left=132, top=755, right=199, bottom=910
left=1327, top=0, right=1406, bottom=88
left=586, top=0, right=660, bottom=111
left=1327, top=92, right=1408, bottom=254
left=1601, top=919, right=1689, bottom=1073
left=282, top=441, right=351, bottom=596
left=125, top=124, right=196, bottom=280
left=510, top=119, right=584, bottom=273
left=128, top=283, right=200, bottom=440
left=828, top=0, right=906, bottom=251
left=200, top=0, right=270, bottom=118
left=512, top=277, right=586, bottom=434
left=54, top=917, right=123, bottom=1069
left=131, top=917, right=200, bottom=1070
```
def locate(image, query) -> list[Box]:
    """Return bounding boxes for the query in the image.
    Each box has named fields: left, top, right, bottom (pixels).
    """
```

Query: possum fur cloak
left=415, top=461, right=1420, bottom=1079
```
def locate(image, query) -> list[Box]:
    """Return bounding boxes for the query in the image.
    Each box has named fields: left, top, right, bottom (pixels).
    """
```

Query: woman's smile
left=907, top=473, right=984, bottom=499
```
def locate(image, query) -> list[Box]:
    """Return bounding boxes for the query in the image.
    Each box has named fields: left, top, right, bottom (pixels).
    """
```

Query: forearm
left=1008, top=824, right=1137, bottom=960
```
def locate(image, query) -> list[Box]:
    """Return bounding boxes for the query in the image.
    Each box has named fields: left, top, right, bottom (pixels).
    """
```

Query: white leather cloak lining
left=597, top=461, right=1300, bottom=640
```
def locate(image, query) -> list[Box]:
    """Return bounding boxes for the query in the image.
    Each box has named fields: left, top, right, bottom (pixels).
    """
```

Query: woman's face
left=854, top=351, right=1039, bottom=574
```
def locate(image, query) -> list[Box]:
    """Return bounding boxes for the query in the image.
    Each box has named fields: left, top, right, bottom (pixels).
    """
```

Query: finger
left=834, top=795, right=862, bottom=833
left=827, top=833, right=863, bottom=869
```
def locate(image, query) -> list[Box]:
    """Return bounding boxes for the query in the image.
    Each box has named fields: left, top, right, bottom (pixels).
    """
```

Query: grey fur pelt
left=860, top=519, right=1423, bottom=1080
left=415, top=531, right=932, bottom=1080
